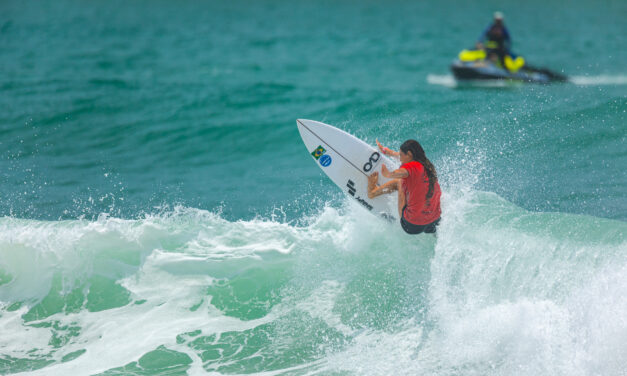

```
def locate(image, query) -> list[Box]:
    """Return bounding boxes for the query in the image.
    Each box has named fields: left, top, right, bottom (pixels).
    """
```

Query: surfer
left=367, top=139, right=441, bottom=234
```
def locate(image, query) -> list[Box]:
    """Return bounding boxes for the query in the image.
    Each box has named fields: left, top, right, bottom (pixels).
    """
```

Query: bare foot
left=367, top=172, right=379, bottom=198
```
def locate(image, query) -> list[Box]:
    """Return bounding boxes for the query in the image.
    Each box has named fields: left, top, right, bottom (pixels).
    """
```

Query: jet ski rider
left=476, top=12, right=511, bottom=66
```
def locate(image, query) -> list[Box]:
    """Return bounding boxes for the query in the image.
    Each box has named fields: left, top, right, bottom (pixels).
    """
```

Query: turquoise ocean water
left=1, top=0, right=626, bottom=374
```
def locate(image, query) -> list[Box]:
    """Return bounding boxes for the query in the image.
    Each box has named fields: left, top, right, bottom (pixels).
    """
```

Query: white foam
left=323, top=320, right=425, bottom=375
left=426, top=74, right=515, bottom=88
left=426, top=74, right=457, bottom=88
left=0, top=306, right=52, bottom=359
left=569, top=75, right=627, bottom=85
left=294, top=280, right=353, bottom=336
left=421, top=189, right=627, bottom=375
left=18, top=249, right=284, bottom=376
left=566, top=264, right=627, bottom=375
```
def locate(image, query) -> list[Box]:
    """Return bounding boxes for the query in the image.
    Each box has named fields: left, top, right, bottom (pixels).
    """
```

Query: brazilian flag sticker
left=311, top=145, right=326, bottom=160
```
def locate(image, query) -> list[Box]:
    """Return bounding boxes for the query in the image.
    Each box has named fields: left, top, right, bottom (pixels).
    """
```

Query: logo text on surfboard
left=346, top=179, right=372, bottom=210
left=363, top=152, right=380, bottom=172
left=355, top=196, right=373, bottom=210
left=347, top=180, right=356, bottom=196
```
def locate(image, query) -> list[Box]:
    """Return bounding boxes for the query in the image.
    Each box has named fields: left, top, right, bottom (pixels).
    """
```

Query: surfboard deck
left=296, top=119, right=399, bottom=220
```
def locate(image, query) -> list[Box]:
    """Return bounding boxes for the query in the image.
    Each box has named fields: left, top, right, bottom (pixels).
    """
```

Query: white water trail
left=569, top=74, right=627, bottom=85
left=427, top=73, right=627, bottom=87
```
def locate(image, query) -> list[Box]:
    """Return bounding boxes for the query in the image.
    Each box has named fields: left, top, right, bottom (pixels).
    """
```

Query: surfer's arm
left=381, top=164, right=408, bottom=179
left=376, top=139, right=399, bottom=159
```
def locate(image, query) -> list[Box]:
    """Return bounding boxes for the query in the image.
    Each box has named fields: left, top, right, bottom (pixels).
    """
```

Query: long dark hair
left=400, top=139, right=438, bottom=199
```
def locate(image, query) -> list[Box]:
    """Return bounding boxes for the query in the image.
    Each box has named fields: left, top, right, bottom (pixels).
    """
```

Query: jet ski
left=451, top=49, right=567, bottom=83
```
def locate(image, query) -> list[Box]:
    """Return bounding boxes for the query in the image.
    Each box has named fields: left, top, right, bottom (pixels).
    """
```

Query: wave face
left=1, top=192, right=626, bottom=375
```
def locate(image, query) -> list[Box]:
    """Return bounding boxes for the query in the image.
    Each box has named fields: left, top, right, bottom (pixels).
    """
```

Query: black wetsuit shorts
left=400, top=206, right=440, bottom=235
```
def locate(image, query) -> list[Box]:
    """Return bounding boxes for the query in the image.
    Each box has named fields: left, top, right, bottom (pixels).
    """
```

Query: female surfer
left=367, top=139, right=441, bottom=234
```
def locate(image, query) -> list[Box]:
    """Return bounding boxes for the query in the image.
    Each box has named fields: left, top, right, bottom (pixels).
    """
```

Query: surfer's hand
left=381, top=164, right=390, bottom=178
left=377, top=139, right=395, bottom=157
left=376, top=139, right=387, bottom=154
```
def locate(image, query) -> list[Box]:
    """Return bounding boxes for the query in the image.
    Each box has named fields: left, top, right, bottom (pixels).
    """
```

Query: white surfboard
left=296, top=119, right=399, bottom=220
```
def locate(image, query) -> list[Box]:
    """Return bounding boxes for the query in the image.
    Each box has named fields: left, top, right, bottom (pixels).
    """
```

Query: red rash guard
left=400, top=161, right=442, bottom=225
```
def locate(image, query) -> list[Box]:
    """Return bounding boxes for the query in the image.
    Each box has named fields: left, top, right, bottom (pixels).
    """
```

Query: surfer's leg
left=368, top=173, right=399, bottom=199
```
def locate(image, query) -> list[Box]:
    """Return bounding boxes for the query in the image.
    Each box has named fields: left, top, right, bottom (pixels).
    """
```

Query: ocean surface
left=1, top=0, right=626, bottom=375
